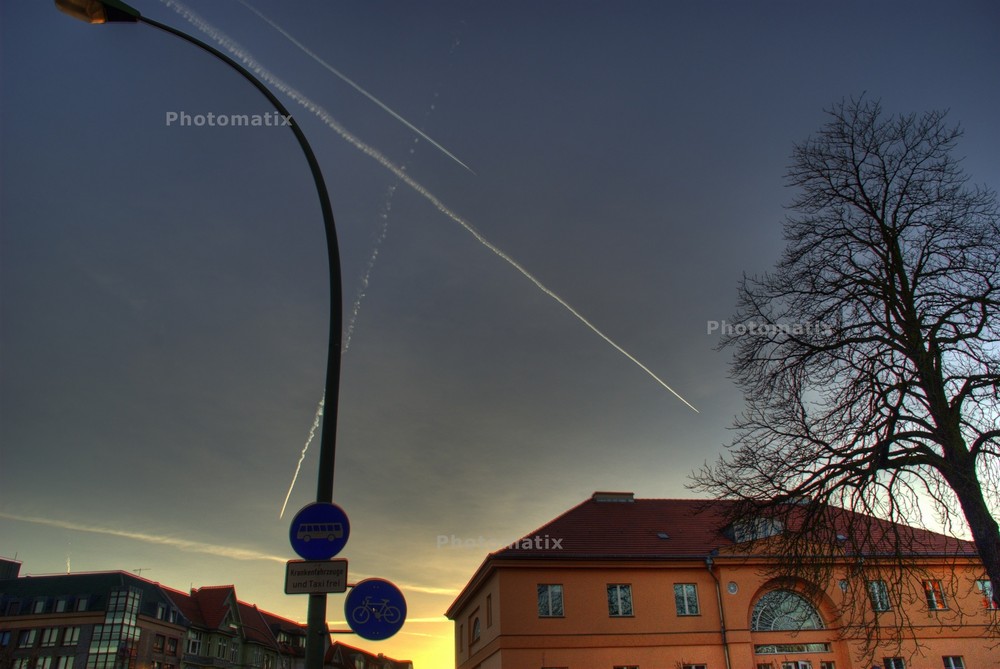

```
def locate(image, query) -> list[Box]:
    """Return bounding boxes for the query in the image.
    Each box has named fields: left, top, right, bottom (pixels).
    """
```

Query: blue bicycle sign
left=345, top=578, right=406, bottom=640
left=350, top=596, right=402, bottom=625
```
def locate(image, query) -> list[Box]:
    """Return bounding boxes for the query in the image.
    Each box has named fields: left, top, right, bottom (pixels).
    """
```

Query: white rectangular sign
left=284, top=559, right=348, bottom=594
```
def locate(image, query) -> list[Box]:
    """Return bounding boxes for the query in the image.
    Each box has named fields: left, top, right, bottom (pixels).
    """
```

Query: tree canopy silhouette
left=693, top=97, right=1000, bottom=648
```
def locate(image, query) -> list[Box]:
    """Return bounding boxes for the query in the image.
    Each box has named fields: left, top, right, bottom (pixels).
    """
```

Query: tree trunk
left=945, top=458, right=1000, bottom=609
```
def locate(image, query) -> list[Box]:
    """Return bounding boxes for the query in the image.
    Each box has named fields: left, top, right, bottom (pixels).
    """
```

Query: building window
left=230, top=639, right=239, bottom=662
left=975, top=579, right=997, bottom=609
left=943, top=657, right=965, bottom=669
left=757, top=664, right=774, bottom=669
left=155, top=604, right=166, bottom=620
left=607, top=584, right=633, bottom=616
left=923, top=580, right=948, bottom=610
left=0, top=631, right=10, bottom=647
left=867, top=580, right=891, bottom=612
left=751, top=590, right=823, bottom=631
left=755, top=643, right=830, bottom=654
left=187, top=630, right=203, bottom=655
left=486, top=594, right=493, bottom=627
left=33, top=599, right=47, bottom=613
left=682, top=665, right=707, bottom=669
left=781, top=663, right=812, bottom=669
left=75, top=597, right=88, bottom=612
left=820, top=663, right=836, bottom=669
left=728, top=516, right=783, bottom=542
left=674, top=583, right=700, bottom=615
left=41, top=628, right=60, bottom=647
left=470, top=617, right=480, bottom=643
left=56, top=598, right=69, bottom=613
left=883, top=659, right=905, bottom=669
left=38, top=658, right=53, bottom=669
left=154, top=634, right=165, bottom=652
left=216, top=637, right=227, bottom=658
left=55, top=657, right=75, bottom=669
left=537, top=584, right=564, bottom=617
left=63, top=627, right=80, bottom=646
left=612, top=666, right=639, bottom=669
left=18, top=629, right=38, bottom=648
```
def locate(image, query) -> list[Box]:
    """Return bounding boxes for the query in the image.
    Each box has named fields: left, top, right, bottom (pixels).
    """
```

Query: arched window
left=751, top=589, right=824, bottom=631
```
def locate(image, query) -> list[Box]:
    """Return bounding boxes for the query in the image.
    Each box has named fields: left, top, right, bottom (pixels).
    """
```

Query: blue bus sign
left=345, top=578, right=406, bottom=641
left=289, top=502, right=350, bottom=560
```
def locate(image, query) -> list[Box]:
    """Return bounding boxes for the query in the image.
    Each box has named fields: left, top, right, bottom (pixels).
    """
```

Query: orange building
left=446, top=492, right=997, bottom=669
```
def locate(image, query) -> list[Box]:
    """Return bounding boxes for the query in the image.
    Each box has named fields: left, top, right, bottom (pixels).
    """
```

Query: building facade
left=0, top=562, right=409, bottom=669
left=446, top=493, right=997, bottom=669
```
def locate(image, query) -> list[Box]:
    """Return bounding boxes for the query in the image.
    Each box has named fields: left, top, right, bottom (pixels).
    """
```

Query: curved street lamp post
left=55, top=2, right=342, bottom=668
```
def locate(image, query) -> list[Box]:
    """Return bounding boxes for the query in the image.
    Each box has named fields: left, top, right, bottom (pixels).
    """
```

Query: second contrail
left=160, top=0, right=698, bottom=413
left=235, top=0, right=475, bottom=175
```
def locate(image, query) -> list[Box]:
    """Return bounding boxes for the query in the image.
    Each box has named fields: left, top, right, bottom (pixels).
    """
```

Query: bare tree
left=693, top=98, right=1000, bottom=649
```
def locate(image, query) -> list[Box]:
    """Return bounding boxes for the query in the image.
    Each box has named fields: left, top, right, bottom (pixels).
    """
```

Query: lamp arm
left=139, top=15, right=343, bottom=504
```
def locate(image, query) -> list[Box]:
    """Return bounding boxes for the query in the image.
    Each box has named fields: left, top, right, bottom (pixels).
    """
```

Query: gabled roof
left=237, top=601, right=280, bottom=646
left=325, top=640, right=411, bottom=669
left=162, top=585, right=205, bottom=627
left=446, top=491, right=979, bottom=618
left=192, top=585, right=238, bottom=630
left=490, top=492, right=977, bottom=560
left=492, top=494, right=735, bottom=559
left=257, top=608, right=306, bottom=657
left=162, top=584, right=301, bottom=646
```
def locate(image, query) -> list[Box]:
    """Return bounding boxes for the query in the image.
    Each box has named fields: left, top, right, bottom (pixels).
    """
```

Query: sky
left=1, top=0, right=998, bottom=666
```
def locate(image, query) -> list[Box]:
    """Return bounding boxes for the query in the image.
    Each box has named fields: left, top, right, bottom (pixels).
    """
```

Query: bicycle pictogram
left=351, top=596, right=402, bottom=625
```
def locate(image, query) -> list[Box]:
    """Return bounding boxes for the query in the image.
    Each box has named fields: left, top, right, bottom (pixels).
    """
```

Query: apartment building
left=0, top=561, right=409, bottom=669
left=446, top=492, right=996, bottom=669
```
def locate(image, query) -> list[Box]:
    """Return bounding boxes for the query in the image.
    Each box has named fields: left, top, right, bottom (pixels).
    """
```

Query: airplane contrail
left=159, top=0, right=698, bottom=413
left=0, top=511, right=287, bottom=563
left=343, top=184, right=394, bottom=352
left=278, top=394, right=325, bottom=519
left=234, top=0, right=475, bottom=175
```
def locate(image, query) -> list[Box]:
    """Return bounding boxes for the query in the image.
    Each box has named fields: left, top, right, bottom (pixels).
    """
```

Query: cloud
left=0, top=511, right=286, bottom=563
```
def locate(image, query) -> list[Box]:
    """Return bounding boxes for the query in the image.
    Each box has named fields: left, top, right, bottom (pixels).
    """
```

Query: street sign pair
left=286, top=502, right=406, bottom=641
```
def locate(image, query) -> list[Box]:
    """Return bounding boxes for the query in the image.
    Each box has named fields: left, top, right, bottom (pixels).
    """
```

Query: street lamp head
left=55, top=0, right=139, bottom=23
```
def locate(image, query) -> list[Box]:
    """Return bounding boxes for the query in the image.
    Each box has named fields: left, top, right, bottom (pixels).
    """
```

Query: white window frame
left=867, top=579, right=891, bottom=612
left=537, top=584, right=564, bottom=617
left=923, top=579, right=948, bottom=610
left=674, top=583, right=700, bottom=615
left=976, top=579, right=997, bottom=609
left=607, top=584, right=634, bottom=617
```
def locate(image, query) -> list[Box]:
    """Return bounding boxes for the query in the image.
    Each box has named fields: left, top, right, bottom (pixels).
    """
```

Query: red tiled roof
left=491, top=493, right=977, bottom=559
left=192, top=585, right=237, bottom=630
left=163, top=586, right=205, bottom=627
left=162, top=583, right=306, bottom=650
left=325, top=640, right=410, bottom=668
left=448, top=492, right=978, bottom=619
left=237, top=602, right=278, bottom=646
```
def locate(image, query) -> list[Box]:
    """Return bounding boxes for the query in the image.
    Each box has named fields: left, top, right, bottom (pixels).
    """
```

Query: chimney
left=592, top=491, right=635, bottom=503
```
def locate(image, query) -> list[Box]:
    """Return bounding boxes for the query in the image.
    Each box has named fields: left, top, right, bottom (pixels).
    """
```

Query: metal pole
left=137, top=17, right=342, bottom=669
